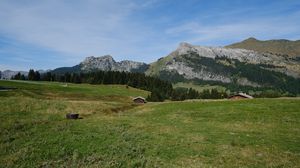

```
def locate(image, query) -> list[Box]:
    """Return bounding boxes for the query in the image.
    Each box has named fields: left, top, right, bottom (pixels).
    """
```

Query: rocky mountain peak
left=178, top=42, right=193, bottom=48
left=174, top=42, right=271, bottom=63
left=80, top=55, right=148, bottom=72
left=83, top=55, right=115, bottom=63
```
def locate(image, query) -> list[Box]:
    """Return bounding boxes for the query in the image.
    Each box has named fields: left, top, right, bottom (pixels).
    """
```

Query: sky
left=0, top=0, right=300, bottom=71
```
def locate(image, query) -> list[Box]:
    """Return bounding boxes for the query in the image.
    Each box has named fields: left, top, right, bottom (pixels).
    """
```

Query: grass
left=0, top=80, right=299, bottom=167
left=0, top=80, right=149, bottom=100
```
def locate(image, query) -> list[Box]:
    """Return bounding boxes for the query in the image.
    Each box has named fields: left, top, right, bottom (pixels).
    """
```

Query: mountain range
left=147, top=41, right=300, bottom=86
left=2, top=37, right=300, bottom=92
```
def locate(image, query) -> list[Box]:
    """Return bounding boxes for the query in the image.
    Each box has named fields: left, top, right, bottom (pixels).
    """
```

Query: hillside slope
left=226, top=37, right=300, bottom=57
left=0, top=81, right=299, bottom=167
left=145, top=43, right=300, bottom=93
left=0, top=80, right=149, bottom=99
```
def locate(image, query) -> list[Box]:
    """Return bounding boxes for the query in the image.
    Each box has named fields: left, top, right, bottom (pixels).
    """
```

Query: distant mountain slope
left=146, top=42, right=300, bottom=79
left=145, top=42, right=300, bottom=93
left=52, top=55, right=149, bottom=74
left=0, top=70, right=28, bottom=80
left=226, top=37, right=300, bottom=57
left=51, top=65, right=82, bottom=74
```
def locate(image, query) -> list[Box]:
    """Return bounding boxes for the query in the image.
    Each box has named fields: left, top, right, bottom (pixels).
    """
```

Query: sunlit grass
left=0, top=80, right=299, bottom=167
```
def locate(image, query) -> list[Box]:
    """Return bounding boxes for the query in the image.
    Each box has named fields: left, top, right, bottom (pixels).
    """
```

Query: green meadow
left=0, top=80, right=299, bottom=167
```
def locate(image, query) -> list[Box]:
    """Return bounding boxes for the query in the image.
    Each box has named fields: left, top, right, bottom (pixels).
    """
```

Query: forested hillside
left=151, top=51, right=300, bottom=96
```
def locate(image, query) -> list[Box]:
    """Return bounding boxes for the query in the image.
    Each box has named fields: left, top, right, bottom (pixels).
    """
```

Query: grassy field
left=0, top=80, right=299, bottom=167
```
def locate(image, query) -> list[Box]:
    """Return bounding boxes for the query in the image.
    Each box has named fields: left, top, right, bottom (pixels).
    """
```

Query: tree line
left=167, top=88, right=228, bottom=101
left=12, top=69, right=230, bottom=101
left=171, top=52, right=300, bottom=95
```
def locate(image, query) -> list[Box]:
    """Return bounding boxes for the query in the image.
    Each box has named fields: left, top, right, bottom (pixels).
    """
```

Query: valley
left=1, top=38, right=300, bottom=167
left=1, top=1, right=300, bottom=167
left=0, top=80, right=299, bottom=167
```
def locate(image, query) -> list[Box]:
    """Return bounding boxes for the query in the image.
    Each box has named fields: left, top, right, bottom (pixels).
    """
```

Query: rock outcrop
left=80, top=55, right=149, bottom=72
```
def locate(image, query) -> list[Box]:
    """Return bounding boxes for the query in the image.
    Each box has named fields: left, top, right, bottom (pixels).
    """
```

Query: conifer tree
left=28, top=69, right=35, bottom=80
left=34, top=71, right=40, bottom=81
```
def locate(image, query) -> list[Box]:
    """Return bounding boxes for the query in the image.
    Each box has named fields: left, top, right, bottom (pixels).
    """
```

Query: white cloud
left=0, top=0, right=157, bottom=62
left=0, top=0, right=299, bottom=71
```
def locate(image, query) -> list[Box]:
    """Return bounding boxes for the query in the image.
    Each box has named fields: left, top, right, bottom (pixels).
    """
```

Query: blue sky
left=0, top=0, right=300, bottom=71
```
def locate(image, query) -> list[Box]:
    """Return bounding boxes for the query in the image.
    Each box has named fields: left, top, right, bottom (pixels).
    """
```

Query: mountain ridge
left=146, top=42, right=300, bottom=80
left=51, top=55, right=149, bottom=74
left=80, top=55, right=149, bottom=72
left=226, top=37, right=300, bottom=57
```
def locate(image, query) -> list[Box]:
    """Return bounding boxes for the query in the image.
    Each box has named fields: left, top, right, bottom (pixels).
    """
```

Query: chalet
left=133, top=96, right=146, bottom=104
left=228, top=93, right=253, bottom=99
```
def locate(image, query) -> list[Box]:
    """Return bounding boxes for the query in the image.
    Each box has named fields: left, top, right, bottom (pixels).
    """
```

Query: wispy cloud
left=0, top=0, right=299, bottom=70
left=0, top=0, right=167, bottom=63
left=166, top=4, right=300, bottom=45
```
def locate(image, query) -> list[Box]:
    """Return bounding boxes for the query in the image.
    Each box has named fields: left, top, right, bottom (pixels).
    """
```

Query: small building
left=228, top=93, right=253, bottom=99
left=133, top=96, right=146, bottom=104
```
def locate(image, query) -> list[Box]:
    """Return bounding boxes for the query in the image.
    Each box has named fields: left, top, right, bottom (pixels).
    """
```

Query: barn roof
left=229, top=93, right=253, bottom=99
left=133, top=96, right=146, bottom=101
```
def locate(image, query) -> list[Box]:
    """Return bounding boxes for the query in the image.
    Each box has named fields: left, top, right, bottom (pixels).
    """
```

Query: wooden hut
left=228, top=93, right=253, bottom=99
left=133, top=96, right=146, bottom=104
